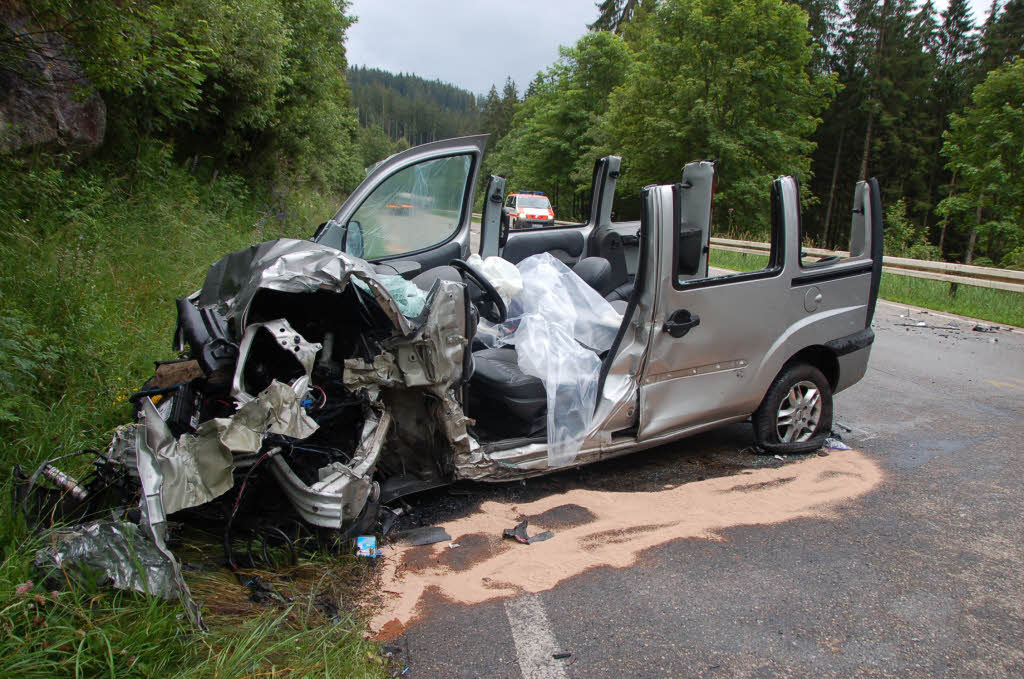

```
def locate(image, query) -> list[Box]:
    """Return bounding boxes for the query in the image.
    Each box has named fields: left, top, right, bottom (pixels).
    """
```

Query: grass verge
left=709, top=249, right=1023, bottom=327
left=0, top=145, right=386, bottom=678
left=0, top=533, right=385, bottom=678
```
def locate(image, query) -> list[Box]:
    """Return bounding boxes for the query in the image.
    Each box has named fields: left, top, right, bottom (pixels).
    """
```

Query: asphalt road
left=383, top=301, right=1024, bottom=678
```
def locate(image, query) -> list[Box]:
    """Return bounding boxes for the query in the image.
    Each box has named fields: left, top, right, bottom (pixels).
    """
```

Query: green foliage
left=0, top=534, right=385, bottom=678
left=349, top=66, right=481, bottom=146
left=884, top=198, right=941, bottom=259
left=480, top=78, right=521, bottom=150
left=265, top=0, right=361, bottom=189
left=600, top=0, right=835, bottom=235
left=878, top=272, right=1024, bottom=327
left=0, top=145, right=387, bottom=676
left=355, top=124, right=403, bottom=167
left=490, top=32, right=633, bottom=219
left=0, top=309, right=62, bottom=426
left=980, top=0, right=1024, bottom=73
left=4, top=0, right=212, bottom=125
left=0, top=142, right=329, bottom=463
left=5, top=0, right=363, bottom=192
left=588, top=0, right=642, bottom=33
left=938, top=59, right=1024, bottom=265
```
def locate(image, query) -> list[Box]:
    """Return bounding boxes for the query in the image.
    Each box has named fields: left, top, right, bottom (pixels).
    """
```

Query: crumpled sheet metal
left=34, top=520, right=178, bottom=599
left=232, top=318, right=322, bottom=404
left=195, top=238, right=412, bottom=336
left=139, top=398, right=234, bottom=515
left=268, top=409, right=391, bottom=528
left=344, top=352, right=401, bottom=390
left=208, top=380, right=319, bottom=451
left=135, top=379, right=319, bottom=512
left=342, top=278, right=476, bottom=456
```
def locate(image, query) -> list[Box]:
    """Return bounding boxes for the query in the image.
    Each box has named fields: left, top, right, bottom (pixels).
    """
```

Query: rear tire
left=752, top=362, right=833, bottom=454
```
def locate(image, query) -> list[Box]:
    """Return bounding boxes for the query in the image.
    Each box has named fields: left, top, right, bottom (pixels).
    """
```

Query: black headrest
left=573, top=257, right=612, bottom=296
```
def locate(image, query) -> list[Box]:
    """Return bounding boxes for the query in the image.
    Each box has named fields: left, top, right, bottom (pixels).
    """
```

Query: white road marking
left=504, top=593, right=569, bottom=679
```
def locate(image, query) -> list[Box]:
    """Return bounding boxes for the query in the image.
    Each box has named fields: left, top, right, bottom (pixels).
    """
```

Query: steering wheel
left=449, top=259, right=507, bottom=324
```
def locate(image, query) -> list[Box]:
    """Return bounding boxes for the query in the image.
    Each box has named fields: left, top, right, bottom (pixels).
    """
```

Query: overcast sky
left=345, top=0, right=598, bottom=96
left=345, top=0, right=999, bottom=98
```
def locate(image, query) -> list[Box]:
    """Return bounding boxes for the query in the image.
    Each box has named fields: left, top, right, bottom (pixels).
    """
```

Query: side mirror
left=343, top=220, right=364, bottom=259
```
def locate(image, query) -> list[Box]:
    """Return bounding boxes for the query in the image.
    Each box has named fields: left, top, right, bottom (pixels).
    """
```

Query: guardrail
left=470, top=216, right=1022, bottom=293
left=711, top=237, right=1024, bottom=294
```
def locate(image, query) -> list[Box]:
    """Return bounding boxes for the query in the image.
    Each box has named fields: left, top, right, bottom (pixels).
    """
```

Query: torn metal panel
left=232, top=318, right=322, bottom=404
left=195, top=238, right=412, bottom=336
left=433, top=388, right=477, bottom=456
left=344, top=352, right=401, bottom=390
left=138, top=398, right=234, bottom=515
left=34, top=520, right=178, bottom=599
left=135, top=400, right=206, bottom=629
left=268, top=409, right=391, bottom=528
left=205, top=380, right=320, bottom=452
left=399, top=279, right=468, bottom=388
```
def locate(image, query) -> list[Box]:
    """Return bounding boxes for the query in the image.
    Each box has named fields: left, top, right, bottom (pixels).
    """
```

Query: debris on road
left=398, top=526, right=451, bottom=546
left=357, top=536, right=381, bottom=558
left=553, top=651, right=572, bottom=660
left=824, top=438, right=852, bottom=451
left=972, top=324, right=998, bottom=333
left=502, top=519, right=555, bottom=545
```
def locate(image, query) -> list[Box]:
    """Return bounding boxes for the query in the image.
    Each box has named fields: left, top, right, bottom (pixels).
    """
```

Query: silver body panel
left=463, top=167, right=879, bottom=476
left=120, top=138, right=881, bottom=532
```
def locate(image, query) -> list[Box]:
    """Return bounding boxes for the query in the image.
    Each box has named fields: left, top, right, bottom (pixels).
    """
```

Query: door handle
left=664, top=309, right=700, bottom=338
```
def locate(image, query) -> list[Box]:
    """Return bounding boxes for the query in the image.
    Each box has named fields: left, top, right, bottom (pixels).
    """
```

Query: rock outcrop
left=0, top=16, right=106, bottom=155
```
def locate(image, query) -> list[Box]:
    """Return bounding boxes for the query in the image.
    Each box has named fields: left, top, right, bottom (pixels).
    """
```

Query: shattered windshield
left=345, top=154, right=472, bottom=260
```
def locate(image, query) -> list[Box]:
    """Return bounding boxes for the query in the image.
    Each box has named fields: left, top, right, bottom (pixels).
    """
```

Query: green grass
left=0, top=145, right=386, bottom=678
left=0, top=532, right=385, bottom=678
left=708, top=249, right=770, bottom=273
left=877, top=275, right=1023, bottom=327
left=708, top=249, right=1023, bottom=327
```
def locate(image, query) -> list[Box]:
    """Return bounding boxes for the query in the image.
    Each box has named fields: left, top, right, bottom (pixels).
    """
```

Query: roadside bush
left=0, top=142, right=332, bottom=471
left=885, top=198, right=941, bottom=260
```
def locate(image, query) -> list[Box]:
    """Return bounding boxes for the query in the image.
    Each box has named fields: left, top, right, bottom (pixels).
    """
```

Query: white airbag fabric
left=496, top=253, right=623, bottom=467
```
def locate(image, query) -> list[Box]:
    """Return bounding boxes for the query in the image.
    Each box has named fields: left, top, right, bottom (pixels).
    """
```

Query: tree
left=793, top=0, right=844, bottom=73
left=588, top=0, right=641, bottom=33
left=980, top=0, right=1024, bottom=70
left=490, top=32, right=633, bottom=218
left=599, top=0, right=835, bottom=234
left=804, top=0, right=951, bottom=248
left=937, top=59, right=1024, bottom=265
left=3, top=0, right=364, bottom=191
left=480, top=77, right=518, bottom=147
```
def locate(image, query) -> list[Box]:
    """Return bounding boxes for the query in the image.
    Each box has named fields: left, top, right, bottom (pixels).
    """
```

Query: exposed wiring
left=224, top=447, right=278, bottom=570
left=312, top=384, right=327, bottom=409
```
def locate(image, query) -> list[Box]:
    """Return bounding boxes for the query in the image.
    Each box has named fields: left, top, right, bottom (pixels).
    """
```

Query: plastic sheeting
left=34, top=520, right=178, bottom=599
left=487, top=253, right=624, bottom=467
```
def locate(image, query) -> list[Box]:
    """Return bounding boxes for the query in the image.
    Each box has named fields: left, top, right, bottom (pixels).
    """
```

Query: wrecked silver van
left=89, top=135, right=883, bottom=547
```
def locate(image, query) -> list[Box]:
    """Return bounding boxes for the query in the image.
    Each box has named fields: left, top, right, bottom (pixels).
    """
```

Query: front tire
left=752, top=363, right=833, bottom=454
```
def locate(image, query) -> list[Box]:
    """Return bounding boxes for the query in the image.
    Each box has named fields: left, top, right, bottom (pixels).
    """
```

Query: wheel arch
left=779, top=345, right=840, bottom=391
